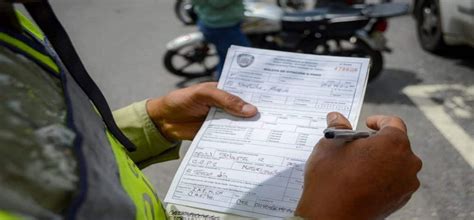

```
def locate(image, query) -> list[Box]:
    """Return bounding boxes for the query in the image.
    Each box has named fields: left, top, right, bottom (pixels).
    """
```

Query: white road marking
left=403, top=84, right=474, bottom=168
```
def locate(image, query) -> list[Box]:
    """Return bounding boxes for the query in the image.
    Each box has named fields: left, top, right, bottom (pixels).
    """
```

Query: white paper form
left=165, top=46, right=370, bottom=218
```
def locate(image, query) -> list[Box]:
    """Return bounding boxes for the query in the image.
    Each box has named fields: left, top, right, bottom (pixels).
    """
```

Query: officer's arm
left=113, top=100, right=180, bottom=169
left=114, top=82, right=257, bottom=169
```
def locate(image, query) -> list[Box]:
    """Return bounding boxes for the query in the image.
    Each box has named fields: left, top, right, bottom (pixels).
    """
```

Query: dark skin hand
left=295, top=112, right=422, bottom=220
left=147, top=83, right=421, bottom=219
left=146, top=82, right=258, bottom=141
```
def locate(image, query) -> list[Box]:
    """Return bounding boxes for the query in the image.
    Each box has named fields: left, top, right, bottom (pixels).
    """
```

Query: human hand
left=295, top=112, right=422, bottom=220
left=146, top=82, right=257, bottom=141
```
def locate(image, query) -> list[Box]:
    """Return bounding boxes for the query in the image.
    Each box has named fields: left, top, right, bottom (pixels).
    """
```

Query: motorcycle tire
left=163, top=43, right=217, bottom=78
left=329, top=40, right=383, bottom=82
left=356, top=40, right=383, bottom=82
left=174, top=0, right=197, bottom=26
left=276, top=0, right=315, bottom=11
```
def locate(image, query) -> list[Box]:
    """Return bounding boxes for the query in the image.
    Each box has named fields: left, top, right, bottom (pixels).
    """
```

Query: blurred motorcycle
left=165, top=1, right=408, bottom=81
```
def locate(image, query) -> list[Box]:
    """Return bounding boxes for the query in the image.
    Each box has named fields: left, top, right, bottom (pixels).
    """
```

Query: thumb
left=310, top=112, right=352, bottom=158
left=198, top=83, right=258, bottom=117
left=326, top=112, right=352, bottom=130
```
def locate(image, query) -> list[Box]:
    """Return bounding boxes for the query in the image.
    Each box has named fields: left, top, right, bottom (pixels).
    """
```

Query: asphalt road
left=49, top=0, right=473, bottom=219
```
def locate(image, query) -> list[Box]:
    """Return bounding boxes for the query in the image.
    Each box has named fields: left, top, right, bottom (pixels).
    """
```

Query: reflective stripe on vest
left=106, top=131, right=166, bottom=219
left=0, top=31, right=59, bottom=74
left=0, top=210, right=22, bottom=220
left=0, top=12, right=166, bottom=220
left=15, top=11, right=44, bottom=41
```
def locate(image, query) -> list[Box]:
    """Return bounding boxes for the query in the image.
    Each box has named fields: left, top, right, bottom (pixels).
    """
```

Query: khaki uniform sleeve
left=113, top=100, right=181, bottom=169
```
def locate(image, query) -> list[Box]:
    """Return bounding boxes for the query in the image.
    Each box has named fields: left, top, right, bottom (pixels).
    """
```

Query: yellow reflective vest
left=0, top=11, right=168, bottom=220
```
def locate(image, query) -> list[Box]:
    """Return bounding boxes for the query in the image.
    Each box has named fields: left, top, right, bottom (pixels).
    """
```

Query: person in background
left=192, top=0, right=251, bottom=80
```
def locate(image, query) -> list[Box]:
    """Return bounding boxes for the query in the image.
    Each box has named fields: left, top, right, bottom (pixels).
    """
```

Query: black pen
left=323, top=128, right=373, bottom=140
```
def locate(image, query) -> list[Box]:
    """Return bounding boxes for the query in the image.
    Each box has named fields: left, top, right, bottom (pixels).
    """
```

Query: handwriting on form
left=165, top=46, right=370, bottom=218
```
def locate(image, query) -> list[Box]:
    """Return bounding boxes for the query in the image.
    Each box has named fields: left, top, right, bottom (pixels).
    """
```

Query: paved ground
left=50, top=0, right=473, bottom=219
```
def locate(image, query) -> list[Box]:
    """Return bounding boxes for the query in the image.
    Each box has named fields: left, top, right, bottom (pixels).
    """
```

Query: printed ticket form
left=165, top=46, right=370, bottom=218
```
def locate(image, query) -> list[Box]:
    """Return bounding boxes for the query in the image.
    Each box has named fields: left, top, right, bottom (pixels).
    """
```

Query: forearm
left=113, top=100, right=180, bottom=168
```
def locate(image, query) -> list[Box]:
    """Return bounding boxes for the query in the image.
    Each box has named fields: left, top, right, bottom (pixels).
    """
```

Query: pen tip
left=324, top=132, right=335, bottom=139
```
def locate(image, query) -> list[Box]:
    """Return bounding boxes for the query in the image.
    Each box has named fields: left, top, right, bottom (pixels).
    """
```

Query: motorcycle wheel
left=174, top=0, right=197, bottom=25
left=163, top=43, right=218, bottom=78
left=354, top=40, right=383, bottom=82
left=276, top=0, right=316, bottom=11
left=355, top=40, right=383, bottom=82
left=324, top=39, right=383, bottom=82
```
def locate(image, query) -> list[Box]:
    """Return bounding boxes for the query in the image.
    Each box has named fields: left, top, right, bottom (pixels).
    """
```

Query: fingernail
left=241, top=104, right=256, bottom=114
left=327, top=112, right=339, bottom=124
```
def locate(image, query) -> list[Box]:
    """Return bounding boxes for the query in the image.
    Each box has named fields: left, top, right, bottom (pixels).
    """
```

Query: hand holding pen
left=296, top=112, right=422, bottom=219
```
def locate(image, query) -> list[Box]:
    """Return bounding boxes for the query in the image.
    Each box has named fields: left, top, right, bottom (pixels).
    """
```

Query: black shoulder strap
left=0, top=2, right=22, bottom=33
left=24, top=1, right=137, bottom=152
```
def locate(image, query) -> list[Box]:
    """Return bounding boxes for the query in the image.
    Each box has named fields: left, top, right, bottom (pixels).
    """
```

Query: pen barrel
left=324, top=129, right=372, bottom=140
left=334, top=132, right=370, bottom=139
